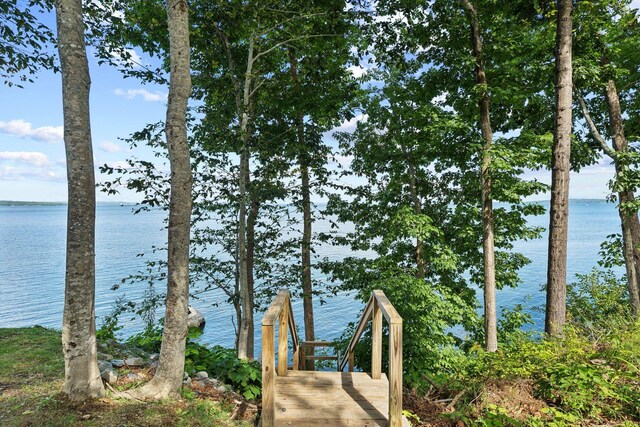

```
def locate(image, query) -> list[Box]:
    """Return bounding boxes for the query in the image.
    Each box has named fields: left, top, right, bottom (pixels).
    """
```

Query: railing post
left=262, top=324, right=275, bottom=427
left=348, top=350, right=354, bottom=372
left=278, top=301, right=289, bottom=376
left=293, top=344, right=299, bottom=370
left=388, top=321, right=403, bottom=427
left=371, top=299, right=382, bottom=379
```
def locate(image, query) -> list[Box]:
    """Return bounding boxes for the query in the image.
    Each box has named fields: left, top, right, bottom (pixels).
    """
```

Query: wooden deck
left=260, top=290, right=406, bottom=427
left=275, top=371, right=396, bottom=426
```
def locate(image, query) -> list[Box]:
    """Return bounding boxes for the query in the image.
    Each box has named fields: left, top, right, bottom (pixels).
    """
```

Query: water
left=0, top=200, right=624, bottom=348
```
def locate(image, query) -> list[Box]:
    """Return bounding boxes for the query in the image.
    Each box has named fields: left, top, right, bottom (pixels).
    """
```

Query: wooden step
left=273, top=371, right=409, bottom=426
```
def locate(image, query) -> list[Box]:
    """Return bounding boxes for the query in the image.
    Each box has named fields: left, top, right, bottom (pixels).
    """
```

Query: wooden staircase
left=260, top=290, right=407, bottom=427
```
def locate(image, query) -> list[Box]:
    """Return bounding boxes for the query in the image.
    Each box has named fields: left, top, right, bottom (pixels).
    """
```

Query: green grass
left=0, top=327, right=252, bottom=427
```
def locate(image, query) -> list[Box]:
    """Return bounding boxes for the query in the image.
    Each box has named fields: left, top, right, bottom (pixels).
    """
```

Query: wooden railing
left=261, top=289, right=300, bottom=426
left=338, top=290, right=403, bottom=427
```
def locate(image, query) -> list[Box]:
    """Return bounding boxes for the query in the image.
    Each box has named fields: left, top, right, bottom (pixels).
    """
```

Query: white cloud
left=0, top=151, right=65, bottom=182
left=99, top=141, right=123, bottom=153
left=105, top=160, right=131, bottom=169
left=110, top=48, right=143, bottom=68
left=114, top=88, right=167, bottom=103
left=0, top=120, right=63, bottom=143
left=347, top=65, right=368, bottom=78
left=331, top=154, right=354, bottom=168
left=0, top=165, right=65, bottom=182
left=334, top=114, right=368, bottom=133
left=0, top=151, right=51, bottom=167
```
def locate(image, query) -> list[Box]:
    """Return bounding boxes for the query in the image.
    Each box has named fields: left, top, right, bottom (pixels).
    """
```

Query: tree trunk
left=136, top=0, right=193, bottom=399
left=237, top=144, right=251, bottom=359
left=401, top=145, right=426, bottom=280
left=236, top=35, right=255, bottom=360
left=245, top=190, right=259, bottom=359
left=288, top=49, right=315, bottom=366
left=56, top=0, right=105, bottom=401
left=546, top=0, right=573, bottom=337
left=461, top=0, right=497, bottom=352
left=605, top=80, right=640, bottom=314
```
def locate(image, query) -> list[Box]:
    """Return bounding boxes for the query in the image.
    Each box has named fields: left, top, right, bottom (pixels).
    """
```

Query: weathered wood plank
left=278, top=302, right=288, bottom=377
left=339, top=295, right=374, bottom=371
left=301, top=340, right=335, bottom=347
left=373, top=290, right=402, bottom=324
left=371, top=300, right=382, bottom=379
left=262, top=289, right=288, bottom=326
left=389, top=322, right=403, bottom=427
left=261, top=325, right=275, bottom=427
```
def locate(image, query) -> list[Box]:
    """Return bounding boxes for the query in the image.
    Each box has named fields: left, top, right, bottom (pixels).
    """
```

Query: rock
left=125, top=357, right=145, bottom=367
left=149, top=353, right=159, bottom=361
left=127, top=373, right=142, bottom=381
left=110, top=359, right=125, bottom=368
left=184, top=371, right=190, bottom=380
left=204, top=378, right=230, bottom=393
left=98, top=352, right=114, bottom=361
left=150, top=361, right=159, bottom=369
left=101, top=368, right=118, bottom=384
left=183, top=377, right=192, bottom=386
left=194, top=371, right=208, bottom=380
left=187, top=306, right=206, bottom=329
left=98, top=360, right=113, bottom=373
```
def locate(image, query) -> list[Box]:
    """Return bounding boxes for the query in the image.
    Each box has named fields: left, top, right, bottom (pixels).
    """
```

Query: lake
left=0, top=199, right=624, bottom=348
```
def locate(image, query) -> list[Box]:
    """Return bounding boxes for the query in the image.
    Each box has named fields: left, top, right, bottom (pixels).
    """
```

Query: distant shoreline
left=0, top=199, right=610, bottom=207
left=0, top=200, right=135, bottom=206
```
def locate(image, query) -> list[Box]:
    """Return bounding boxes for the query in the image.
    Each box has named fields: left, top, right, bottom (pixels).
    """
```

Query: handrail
left=338, top=290, right=403, bottom=427
left=261, top=289, right=300, bottom=427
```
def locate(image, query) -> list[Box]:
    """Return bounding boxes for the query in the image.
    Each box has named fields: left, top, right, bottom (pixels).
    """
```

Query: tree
left=55, top=0, right=104, bottom=401
left=364, top=0, right=549, bottom=349
left=574, top=0, right=640, bottom=315
left=134, top=0, right=193, bottom=399
left=1, top=0, right=56, bottom=87
left=460, top=0, right=497, bottom=352
left=546, top=0, right=573, bottom=336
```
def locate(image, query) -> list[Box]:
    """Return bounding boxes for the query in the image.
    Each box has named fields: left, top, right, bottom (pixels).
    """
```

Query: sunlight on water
left=0, top=200, right=623, bottom=348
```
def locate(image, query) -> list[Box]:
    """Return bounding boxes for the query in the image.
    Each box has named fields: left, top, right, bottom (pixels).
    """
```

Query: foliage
left=566, top=268, right=631, bottom=339
left=0, top=0, right=57, bottom=87
left=434, top=266, right=640, bottom=425
left=126, top=326, right=262, bottom=400
left=184, top=343, right=262, bottom=400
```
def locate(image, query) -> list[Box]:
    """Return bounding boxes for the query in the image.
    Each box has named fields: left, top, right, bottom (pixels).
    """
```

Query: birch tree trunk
left=605, top=80, right=640, bottom=314
left=244, top=191, right=259, bottom=359
left=546, top=0, right=573, bottom=336
left=136, top=0, right=193, bottom=399
left=288, top=49, right=315, bottom=365
left=56, top=0, right=105, bottom=401
left=236, top=36, right=255, bottom=358
left=461, top=0, right=497, bottom=352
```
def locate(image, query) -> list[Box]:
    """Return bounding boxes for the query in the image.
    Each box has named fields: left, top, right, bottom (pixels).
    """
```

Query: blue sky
left=0, top=5, right=637, bottom=203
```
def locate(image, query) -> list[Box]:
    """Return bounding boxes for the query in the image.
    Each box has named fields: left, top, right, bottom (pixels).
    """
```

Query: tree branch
left=251, top=34, right=335, bottom=62
left=575, top=91, right=617, bottom=159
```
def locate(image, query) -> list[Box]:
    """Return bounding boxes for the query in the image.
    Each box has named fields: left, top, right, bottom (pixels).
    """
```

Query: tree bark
left=605, top=80, right=640, bottom=314
left=136, top=0, right=193, bottom=399
left=546, top=0, right=573, bottom=337
left=237, top=35, right=255, bottom=360
left=56, top=0, right=105, bottom=401
left=288, top=49, right=315, bottom=366
left=461, top=0, right=497, bottom=352
left=245, top=190, right=259, bottom=359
